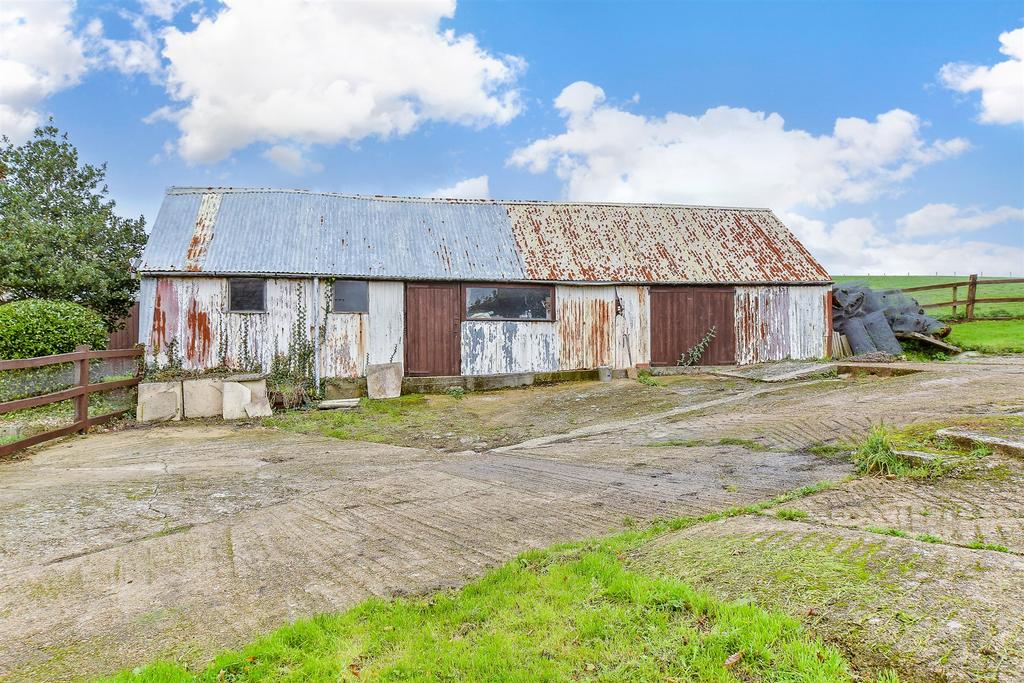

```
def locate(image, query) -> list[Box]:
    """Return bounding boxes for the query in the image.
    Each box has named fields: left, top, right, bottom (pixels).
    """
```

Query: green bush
left=0, top=299, right=107, bottom=359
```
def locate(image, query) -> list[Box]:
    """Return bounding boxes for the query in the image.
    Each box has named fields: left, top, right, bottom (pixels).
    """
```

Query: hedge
left=0, top=299, right=108, bottom=360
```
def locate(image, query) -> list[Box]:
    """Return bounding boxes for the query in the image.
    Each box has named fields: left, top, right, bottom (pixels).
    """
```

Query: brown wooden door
left=405, top=282, right=462, bottom=376
left=650, top=287, right=736, bottom=366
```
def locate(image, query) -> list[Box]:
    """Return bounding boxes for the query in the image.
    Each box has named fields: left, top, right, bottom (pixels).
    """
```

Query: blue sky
left=2, top=0, right=1022, bottom=274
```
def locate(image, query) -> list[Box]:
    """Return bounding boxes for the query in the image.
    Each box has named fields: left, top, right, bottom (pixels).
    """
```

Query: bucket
left=597, top=366, right=613, bottom=382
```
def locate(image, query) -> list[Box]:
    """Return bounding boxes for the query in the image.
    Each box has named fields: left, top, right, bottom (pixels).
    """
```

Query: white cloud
left=159, top=0, right=524, bottom=163
left=261, top=144, right=322, bottom=175
left=91, top=13, right=162, bottom=80
left=898, top=203, right=1024, bottom=237
left=0, top=0, right=88, bottom=141
left=432, top=174, right=490, bottom=198
left=785, top=212, right=1024, bottom=275
left=509, top=81, right=969, bottom=211
left=940, top=27, right=1024, bottom=125
left=138, top=0, right=190, bottom=21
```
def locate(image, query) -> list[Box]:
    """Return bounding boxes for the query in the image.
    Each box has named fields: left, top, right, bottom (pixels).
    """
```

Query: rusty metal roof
left=140, top=187, right=830, bottom=284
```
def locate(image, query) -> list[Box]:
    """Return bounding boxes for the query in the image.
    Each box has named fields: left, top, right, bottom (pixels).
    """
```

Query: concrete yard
left=1, top=357, right=1022, bottom=681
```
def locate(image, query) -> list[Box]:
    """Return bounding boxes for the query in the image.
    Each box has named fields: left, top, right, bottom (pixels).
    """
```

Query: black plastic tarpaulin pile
left=832, top=283, right=952, bottom=356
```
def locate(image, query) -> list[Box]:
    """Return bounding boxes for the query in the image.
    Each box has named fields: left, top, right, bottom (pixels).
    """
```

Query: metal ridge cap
left=162, top=186, right=774, bottom=212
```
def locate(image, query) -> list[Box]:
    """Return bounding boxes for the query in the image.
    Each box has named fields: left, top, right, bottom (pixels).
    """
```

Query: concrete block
left=319, top=398, right=360, bottom=410
left=182, top=378, right=223, bottom=418
left=366, top=362, right=403, bottom=399
left=137, top=382, right=182, bottom=422
left=222, top=379, right=273, bottom=419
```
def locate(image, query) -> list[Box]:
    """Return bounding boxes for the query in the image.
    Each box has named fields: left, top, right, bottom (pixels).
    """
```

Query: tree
left=0, top=123, right=146, bottom=329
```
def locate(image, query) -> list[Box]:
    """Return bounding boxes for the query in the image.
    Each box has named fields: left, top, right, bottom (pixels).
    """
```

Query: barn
left=138, top=187, right=832, bottom=389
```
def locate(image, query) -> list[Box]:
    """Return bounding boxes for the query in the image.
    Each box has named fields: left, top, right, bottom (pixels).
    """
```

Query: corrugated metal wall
left=143, top=276, right=401, bottom=378
left=461, top=321, right=559, bottom=376
left=141, top=277, right=829, bottom=378
left=734, top=285, right=829, bottom=365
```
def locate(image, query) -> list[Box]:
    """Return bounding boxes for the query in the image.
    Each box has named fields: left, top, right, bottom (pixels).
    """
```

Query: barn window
left=228, top=278, right=266, bottom=312
left=465, top=285, right=554, bottom=321
left=332, top=280, right=369, bottom=313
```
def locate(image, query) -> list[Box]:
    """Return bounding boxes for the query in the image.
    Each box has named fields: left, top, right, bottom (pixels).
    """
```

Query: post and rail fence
left=0, top=345, right=143, bottom=458
left=900, top=274, right=1024, bottom=321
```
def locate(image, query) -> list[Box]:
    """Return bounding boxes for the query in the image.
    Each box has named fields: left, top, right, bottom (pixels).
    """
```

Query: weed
left=864, top=526, right=909, bottom=538
left=853, top=426, right=911, bottom=476
left=776, top=508, right=808, bottom=521
left=915, top=534, right=942, bottom=544
left=875, top=668, right=902, bottom=682
left=446, top=386, right=466, bottom=399
left=635, top=370, right=663, bottom=387
left=719, top=437, right=768, bottom=452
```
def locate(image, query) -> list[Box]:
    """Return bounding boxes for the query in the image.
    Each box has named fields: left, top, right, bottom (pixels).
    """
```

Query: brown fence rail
left=0, top=345, right=142, bottom=458
left=901, top=274, right=1024, bottom=320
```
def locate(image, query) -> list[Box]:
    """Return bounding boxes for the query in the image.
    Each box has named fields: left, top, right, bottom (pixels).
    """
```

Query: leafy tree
left=0, top=123, right=146, bottom=329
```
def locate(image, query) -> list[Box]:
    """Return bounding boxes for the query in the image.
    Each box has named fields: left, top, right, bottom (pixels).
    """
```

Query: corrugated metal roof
left=139, top=187, right=830, bottom=284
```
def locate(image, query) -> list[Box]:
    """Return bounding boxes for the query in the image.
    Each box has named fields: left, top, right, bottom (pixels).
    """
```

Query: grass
left=965, top=540, right=1010, bottom=553
left=864, top=526, right=909, bottom=539
left=848, top=423, right=1000, bottom=479
left=645, top=438, right=703, bottom=448
left=718, top=437, right=768, bottom=451
left=832, top=275, right=1024, bottom=319
left=101, top=481, right=856, bottom=683
left=947, top=319, right=1024, bottom=354
left=775, top=508, right=808, bottom=521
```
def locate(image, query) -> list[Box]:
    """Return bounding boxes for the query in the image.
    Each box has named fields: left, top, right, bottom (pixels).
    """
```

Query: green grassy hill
left=832, top=275, right=1024, bottom=319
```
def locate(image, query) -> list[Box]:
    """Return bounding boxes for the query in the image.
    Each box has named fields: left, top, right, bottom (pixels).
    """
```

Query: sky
left=1, top=0, right=1022, bottom=276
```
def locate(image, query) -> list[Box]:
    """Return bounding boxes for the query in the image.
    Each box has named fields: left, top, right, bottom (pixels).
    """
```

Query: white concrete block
left=366, top=362, right=402, bottom=400
left=222, top=379, right=272, bottom=419
left=182, top=378, right=223, bottom=418
left=137, top=382, right=183, bottom=422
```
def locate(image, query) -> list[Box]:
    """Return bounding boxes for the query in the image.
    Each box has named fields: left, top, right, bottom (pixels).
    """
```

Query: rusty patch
left=150, top=278, right=179, bottom=354
left=506, top=203, right=830, bottom=284
left=185, top=298, right=212, bottom=366
left=183, top=193, right=221, bottom=272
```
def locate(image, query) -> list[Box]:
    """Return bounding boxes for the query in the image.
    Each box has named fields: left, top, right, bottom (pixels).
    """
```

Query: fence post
left=74, top=345, right=90, bottom=432
left=965, top=274, right=978, bottom=321
left=951, top=285, right=957, bottom=318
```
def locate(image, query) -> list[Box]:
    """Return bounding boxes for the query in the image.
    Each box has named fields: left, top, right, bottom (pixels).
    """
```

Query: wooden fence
left=902, top=275, right=1024, bottom=320
left=0, top=345, right=143, bottom=458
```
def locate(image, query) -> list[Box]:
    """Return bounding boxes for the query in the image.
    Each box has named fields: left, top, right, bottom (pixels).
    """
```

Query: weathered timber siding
left=142, top=276, right=404, bottom=378
left=367, top=281, right=404, bottom=365
left=557, top=286, right=615, bottom=370
left=461, top=321, right=558, bottom=376
left=614, top=286, right=650, bottom=369
left=734, top=285, right=830, bottom=365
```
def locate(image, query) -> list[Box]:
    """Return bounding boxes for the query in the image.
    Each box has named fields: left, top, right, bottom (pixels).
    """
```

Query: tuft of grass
left=864, top=526, right=909, bottom=539
left=915, top=534, right=942, bottom=544
left=775, top=508, right=808, bottom=521
left=101, top=486, right=852, bottom=682
left=645, top=438, right=703, bottom=448
left=718, top=437, right=768, bottom=452
left=446, top=386, right=466, bottom=399
left=850, top=426, right=952, bottom=478
left=966, top=540, right=1010, bottom=553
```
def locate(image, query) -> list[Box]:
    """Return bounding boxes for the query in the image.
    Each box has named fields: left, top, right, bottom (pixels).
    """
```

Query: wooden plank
left=919, top=296, right=1024, bottom=309
left=73, top=346, right=89, bottom=432
left=900, top=276, right=1024, bottom=294
left=894, top=332, right=962, bottom=353
left=965, top=274, right=978, bottom=321
left=86, top=348, right=144, bottom=359
left=0, top=422, right=84, bottom=458
left=0, top=350, right=87, bottom=371
left=0, top=385, right=86, bottom=414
